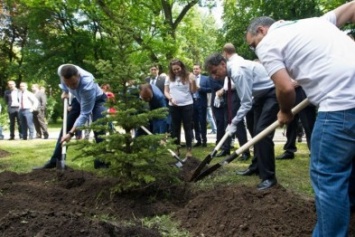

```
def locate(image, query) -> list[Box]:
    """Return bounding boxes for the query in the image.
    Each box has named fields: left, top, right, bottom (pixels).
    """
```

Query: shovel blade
left=175, top=161, right=183, bottom=168
left=194, top=163, right=222, bottom=182
left=189, top=153, right=213, bottom=181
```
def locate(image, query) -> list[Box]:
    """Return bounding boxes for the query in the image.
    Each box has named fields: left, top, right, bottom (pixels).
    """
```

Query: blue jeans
left=19, top=109, right=34, bottom=139
left=152, top=118, right=167, bottom=134
left=207, top=106, right=217, bottom=132
left=311, top=108, right=355, bottom=237
left=0, top=125, right=4, bottom=139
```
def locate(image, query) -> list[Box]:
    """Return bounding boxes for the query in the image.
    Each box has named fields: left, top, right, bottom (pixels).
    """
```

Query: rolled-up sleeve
left=74, top=80, right=96, bottom=127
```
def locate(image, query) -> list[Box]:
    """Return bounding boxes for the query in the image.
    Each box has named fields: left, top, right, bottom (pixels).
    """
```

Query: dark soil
left=1, top=150, right=355, bottom=237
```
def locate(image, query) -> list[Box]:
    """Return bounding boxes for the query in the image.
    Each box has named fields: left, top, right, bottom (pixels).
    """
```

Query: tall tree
left=222, top=0, right=321, bottom=59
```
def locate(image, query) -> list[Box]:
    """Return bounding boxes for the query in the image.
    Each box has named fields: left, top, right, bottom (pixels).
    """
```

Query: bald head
left=223, top=43, right=236, bottom=59
left=139, top=84, right=153, bottom=102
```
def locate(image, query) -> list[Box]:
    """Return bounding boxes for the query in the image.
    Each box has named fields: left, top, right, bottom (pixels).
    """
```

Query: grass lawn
left=0, top=130, right=314, bottom=198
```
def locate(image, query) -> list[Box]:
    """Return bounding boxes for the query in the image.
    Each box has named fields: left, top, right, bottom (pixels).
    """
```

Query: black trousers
left=248, top=88, right=279, bottom=180
left=223, top=90, right=249, bottom=153
left=8, top=109, right=22, bottom=139
left=283, top=87, right=316, bottom=152
left=212, top=106, right=225, bottom=145
left=169, top=104, right=194, bottom=148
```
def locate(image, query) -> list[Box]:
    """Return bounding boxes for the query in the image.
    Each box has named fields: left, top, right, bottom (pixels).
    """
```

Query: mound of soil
left=0, top=150, right=355, bottom=236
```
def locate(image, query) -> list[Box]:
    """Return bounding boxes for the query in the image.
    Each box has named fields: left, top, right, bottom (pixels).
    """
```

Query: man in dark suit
left=192, top=64, right=211, bottom=147
left=4, top=80, right=22, bottom=140
left=145, top=64, right=166, bottom=93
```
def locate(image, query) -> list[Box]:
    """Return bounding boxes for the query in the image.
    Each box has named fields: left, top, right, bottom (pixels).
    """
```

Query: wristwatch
left=68, top=131, right=75, bottom=137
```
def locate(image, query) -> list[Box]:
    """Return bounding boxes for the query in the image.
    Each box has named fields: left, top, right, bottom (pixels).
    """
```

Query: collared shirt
left=58, top=64, right=103, bottom=127
left=150, top=77, right=157, bottom=85
left=10, top=90, right=20, bottom=107
left=20, top=90, right=39, bottom=110
left=227, top=58, right=274, bottom=126
left=193, top=74, right=200, bottom=99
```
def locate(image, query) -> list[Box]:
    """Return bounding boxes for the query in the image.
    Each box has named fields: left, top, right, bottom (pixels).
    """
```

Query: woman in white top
left=164, top=59, right=197, bottom=160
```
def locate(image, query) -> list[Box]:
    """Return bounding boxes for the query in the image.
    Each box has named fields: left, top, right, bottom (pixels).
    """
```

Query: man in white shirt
left=19, top=82, right=38, bottom=140
left=246, top=1, right=355, bottom=236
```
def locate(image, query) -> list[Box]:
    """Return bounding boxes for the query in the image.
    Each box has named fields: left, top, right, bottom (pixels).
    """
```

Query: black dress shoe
left=236, top=168, right=258, bottom=176
left=43, top=133, right=49, bottom=139
left=216, top=150, right=230, bottom=157
left=276, top=152, right=294, bottom=160
left=257, top=178, right=277, bottom=190
left=240, top=153, right=251, bottom=161
left=193, top=142, right=201, bottom=147
left=32, top=161, right=56, bottom=170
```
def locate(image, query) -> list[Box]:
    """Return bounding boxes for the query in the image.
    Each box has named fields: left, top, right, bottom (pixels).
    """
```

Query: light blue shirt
left=58, top=64, right=103, bottom=127
left=227, top=58, right=274, bottom=126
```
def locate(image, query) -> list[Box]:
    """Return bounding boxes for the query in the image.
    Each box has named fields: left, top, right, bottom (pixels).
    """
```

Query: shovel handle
left=212, top=131, right=231, bottom=155
left=58, top=98, right=69, bottom=170
left=193, top=98, right=310, bottom=182
left=140, top=126, right=183, bottom=163
left=232, top=98, right=310, bottom=157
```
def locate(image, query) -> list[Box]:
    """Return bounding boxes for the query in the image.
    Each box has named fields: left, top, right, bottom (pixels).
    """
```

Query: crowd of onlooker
left=1, top=81, right=49, bottom=140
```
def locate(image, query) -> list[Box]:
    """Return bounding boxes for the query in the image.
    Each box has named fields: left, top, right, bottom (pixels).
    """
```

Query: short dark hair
left=60, top=65, right=79, bottom=79
left=204, top=53, right=226, bottom=71
left=247, top=16, right=275, bottom=35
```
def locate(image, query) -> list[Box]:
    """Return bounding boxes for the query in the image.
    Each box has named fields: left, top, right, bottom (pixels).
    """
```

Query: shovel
left=189, top=131, right=232, bottom=181
left=193, top=98, right=310, bottom=182
left=57, top=97, right=68, bottom=171
left=140, top=126, right=184, bottom=168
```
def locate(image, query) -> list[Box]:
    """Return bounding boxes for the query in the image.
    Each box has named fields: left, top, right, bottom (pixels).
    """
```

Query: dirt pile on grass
left=1, top=149, right=355, bottom=236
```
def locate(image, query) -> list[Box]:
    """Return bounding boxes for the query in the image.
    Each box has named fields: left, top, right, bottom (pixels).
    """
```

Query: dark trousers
left=8, top=109, right=22, bottom=139
left=212, top=106, right=225, bottom=145
left=169, top=104, right=194, bottom=148
left=48, top=95, right=107, bottom=164
left=223, top=90, right=249, bottom=153
left=193, top=99, right=207, bottom=144
left=283, top=87, right=316, bottom=152
left=248, top=89, right=279, bottom=180
left=33, top=109, right=48, bottom=137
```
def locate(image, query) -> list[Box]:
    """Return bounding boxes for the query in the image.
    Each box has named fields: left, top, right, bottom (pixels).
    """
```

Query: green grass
left=0, top=136, right=313, bottom=196
left=0, top=139, right=88, bottom=173
left=190, top=142, right=313, bottom=198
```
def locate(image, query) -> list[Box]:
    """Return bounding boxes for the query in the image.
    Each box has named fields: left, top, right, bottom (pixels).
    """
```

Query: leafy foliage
left=222, top=0, right=321, bottom=59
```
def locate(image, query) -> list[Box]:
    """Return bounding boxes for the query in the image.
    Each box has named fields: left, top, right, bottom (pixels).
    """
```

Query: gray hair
left=247, top=16, right=276, bottom=35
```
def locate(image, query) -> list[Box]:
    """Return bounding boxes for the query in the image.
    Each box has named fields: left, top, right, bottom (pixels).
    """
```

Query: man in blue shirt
left=34, top=64, right=108, bottom=169
left=139, top=84, right=167, bottom=134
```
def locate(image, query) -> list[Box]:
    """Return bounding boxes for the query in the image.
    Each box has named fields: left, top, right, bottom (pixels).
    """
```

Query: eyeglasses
left=248, top=44, right=256, bottom=52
